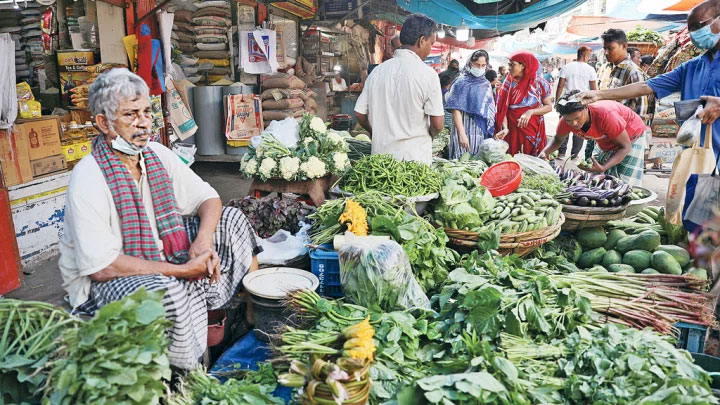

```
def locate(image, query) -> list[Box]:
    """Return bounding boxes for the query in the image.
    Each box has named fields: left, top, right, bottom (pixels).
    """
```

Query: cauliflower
left=279, top=156, right=301, bottom=181
left=255, top=146, right=265, bottom=158
left=332, top=152, right=350, bottom=171
left=326, top=131, right=343, bottom=145
left=300, top=156, right=327, bottom=179
left=259, top=157, right=277, bottom=178
left=243, top=158, right=258, bottom=175
left=309, top=117, right=327, bottom=134
left=303, top=137, right=314, bottom=144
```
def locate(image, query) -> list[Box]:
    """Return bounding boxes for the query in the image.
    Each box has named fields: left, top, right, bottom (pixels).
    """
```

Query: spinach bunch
left=46, top=289, right=171, bottom=405
left=559, top=325, right=717, bottom=404
left=168, top=368, right=283, bottom=405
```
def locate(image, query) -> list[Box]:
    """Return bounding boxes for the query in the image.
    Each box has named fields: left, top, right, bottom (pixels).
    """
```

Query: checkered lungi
left=593, top=136, right=646, bottom=187
left=86, top=206, right=261, bottom=369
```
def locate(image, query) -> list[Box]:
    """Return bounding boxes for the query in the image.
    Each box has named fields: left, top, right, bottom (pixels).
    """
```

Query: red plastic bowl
left=480, top=161, right=523, bottom=197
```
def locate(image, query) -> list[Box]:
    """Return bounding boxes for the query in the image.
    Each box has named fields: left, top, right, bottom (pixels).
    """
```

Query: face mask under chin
left=111, top=135, right=146, bottom=156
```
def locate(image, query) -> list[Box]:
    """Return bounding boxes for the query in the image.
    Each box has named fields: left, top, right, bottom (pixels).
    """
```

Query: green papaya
left=616, top=235, right=638, bottom=254
left=601, top=250, right=622, bottom=268
left=623, top=250, right=652, bottom=272
left=576, top=227, right=607, bottom=249
left=577, top=247, right=607, bottom=268
left=604, top=229, right=628, bottom=250
left=609, top=264, right=636, bottom=273
left=650, top=251, right=682, bottom=275
left=654, top=245, right=691, bottom=268
left=634, top=230, right=661, bottom=251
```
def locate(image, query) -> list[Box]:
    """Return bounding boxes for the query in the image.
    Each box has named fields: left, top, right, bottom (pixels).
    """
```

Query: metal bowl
left=674, top=99, right=704, bottom=122
left=625, top=186, right=658, bottom=217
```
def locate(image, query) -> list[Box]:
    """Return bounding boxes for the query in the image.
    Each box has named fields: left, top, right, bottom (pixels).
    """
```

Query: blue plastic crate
left=676, top=322, right=707, bottom=353
left=310, top=245, right=343, bottom=298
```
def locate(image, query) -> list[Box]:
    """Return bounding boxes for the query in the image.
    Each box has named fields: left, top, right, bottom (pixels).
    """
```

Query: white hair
left=88, top=68, right=150, bottom=124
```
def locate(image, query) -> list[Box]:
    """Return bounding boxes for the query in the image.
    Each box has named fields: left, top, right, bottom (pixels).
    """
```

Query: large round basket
left=561, top=204, right=627, bottom=231
left=444, top=214, right=565, bottom=257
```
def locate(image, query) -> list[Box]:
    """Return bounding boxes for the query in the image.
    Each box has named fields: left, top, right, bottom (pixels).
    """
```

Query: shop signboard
left=57, top=50, right=95, bottom=106
left=271, top=0, right=317, bottom=19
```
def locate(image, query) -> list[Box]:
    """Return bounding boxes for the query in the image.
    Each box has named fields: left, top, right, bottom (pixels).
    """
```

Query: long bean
left=341, top=154, right=441, bottom=196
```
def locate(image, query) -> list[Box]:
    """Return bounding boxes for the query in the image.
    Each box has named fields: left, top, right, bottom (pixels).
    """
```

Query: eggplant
left=577, top=197, right=590, bottom=206
left=622, top=195, right=632, bottom=204
left=568, top=185, right=590, bottom=192
left=610, top=197, right=621, bottom=206
left=617, top=184, right=630, bottom=196
left=603, top=180, right=614, bottom=190
left=590, top=200, right=597, bottom=207
left=573, top=191, right=601, bottom=200
left=600, top=199, right=610, bottom=206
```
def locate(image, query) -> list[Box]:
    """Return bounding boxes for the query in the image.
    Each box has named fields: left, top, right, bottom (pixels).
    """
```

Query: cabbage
left=354, top=134, right=371, bottom=142
left=449, top=203, right=482, bottom=229
left=440, top=181, right=470, bottom=206
left=469, top=186, right=495, bottom=215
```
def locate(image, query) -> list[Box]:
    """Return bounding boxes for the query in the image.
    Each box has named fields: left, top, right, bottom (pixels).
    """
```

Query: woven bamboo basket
left=444, top=214, right=565, bottom=257
left=561, top=204, right=628, bottom=231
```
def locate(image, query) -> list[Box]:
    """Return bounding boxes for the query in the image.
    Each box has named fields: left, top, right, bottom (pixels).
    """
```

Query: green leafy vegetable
left=46, top=289, right=171, bottom=405
left=168, top=368, right=283, bottom=405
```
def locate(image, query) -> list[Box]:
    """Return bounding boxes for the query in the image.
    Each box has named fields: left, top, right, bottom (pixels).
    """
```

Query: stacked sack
left=0, top=8, right=25, bottom=82
left=171, top=7, right=201, bottom=82
left=22, top=2, right=45, bottom=85
left=260, top=73, right=319, bottom=127
left=192, top=0, right=232, bottom=82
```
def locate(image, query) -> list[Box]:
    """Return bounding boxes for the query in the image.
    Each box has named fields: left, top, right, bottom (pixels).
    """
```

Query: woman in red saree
left=495, top=51, right=553, bottom=156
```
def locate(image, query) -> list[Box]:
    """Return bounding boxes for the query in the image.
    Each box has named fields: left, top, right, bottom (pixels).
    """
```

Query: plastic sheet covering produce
left=338, top=237, right=430, bottom=311
left=514, top=153, right=557, bottom=176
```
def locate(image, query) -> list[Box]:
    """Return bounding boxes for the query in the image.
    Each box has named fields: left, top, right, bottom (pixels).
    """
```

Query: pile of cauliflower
left=241, top=114, right=351, bottom=181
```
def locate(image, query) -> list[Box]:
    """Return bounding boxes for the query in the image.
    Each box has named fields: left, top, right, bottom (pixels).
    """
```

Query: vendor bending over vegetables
left=59, top=69, right=261, bottom=370
left=540, top=90, right=646, bottom=186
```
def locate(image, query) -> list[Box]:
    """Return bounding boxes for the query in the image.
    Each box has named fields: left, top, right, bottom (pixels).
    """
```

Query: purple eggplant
left=577, top=196, right=590, bottom=206
left=573, top=191, right=601, bottom=200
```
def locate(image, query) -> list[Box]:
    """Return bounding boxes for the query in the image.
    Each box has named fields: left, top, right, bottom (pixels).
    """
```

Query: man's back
left=560, top=61, right=598, bottom=93
left=354, top=49, right=443, bottom=163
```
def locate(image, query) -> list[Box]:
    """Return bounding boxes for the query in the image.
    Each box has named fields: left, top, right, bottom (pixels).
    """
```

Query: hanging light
left=437, top=27, right=445, bottom=39
left=456, top=19, right=469, bottom=42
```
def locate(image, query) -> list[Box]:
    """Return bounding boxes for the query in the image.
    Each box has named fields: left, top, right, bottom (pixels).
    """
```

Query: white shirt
left=58, top=142, right=219, bottom=307
left=559, top=61, right=598, bottom=94
left=331, top=78, right=347, bottom=92
left=354, top=49, right=444, bottom=164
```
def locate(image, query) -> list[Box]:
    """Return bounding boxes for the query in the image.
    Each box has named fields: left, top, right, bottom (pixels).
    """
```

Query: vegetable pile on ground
left=341, top=154, right=441, bottom=197
left=571, top=221, right=707, bottom=280
left=46, top=289, right=171, bottom=404
left=273, top=247, right=718, bottom=404
left=227, top=196, right=315, bottom=238
left=519, top=173, right=565, bottom=196
left=556, top=168, right=632, bottom=207
left=308, top=193, right=458, bottom=293
left=168, top=367, right=283, bottom=405
left=433, top=156, right=488, bottom=179
left=240, top=114, right=351, bottom=181
left=0, top=300, right=81, bottom=404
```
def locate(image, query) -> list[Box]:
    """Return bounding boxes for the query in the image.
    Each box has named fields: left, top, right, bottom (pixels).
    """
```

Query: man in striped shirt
left=586, top=29, right=649, bottom=158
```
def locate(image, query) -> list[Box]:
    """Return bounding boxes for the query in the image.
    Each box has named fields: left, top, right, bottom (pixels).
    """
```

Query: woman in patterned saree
left=495, top=51, right=553, bottom=156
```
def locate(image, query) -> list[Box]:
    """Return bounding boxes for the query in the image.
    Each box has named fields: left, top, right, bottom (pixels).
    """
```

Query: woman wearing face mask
left=495, top=51, right=554, bottom=156
left=444, top=50, right=497, bottom=159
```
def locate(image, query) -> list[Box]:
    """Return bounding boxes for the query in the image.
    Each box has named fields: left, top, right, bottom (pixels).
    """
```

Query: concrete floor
left=4, top=150, right=670, bottom=304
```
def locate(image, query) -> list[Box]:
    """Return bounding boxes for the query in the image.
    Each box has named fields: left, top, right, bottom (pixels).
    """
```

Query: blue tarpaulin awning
left=396, top=0, right=587, bottom=35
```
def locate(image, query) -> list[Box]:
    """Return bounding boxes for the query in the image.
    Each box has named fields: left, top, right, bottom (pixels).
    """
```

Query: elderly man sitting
left=59, top=69, right=261, bottom=369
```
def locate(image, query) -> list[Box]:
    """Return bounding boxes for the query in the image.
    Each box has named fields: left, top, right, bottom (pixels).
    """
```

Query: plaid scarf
left=92, top=136, right=190, bottom=263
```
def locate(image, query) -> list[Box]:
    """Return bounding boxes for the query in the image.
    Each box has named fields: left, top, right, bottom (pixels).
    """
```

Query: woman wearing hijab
left=495, top=51, right=553, bottom=156
left=445, top=50, right=497, bottom=159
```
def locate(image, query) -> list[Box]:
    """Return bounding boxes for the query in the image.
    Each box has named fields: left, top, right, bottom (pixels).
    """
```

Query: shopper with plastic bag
left=338, top=236, right=430, bottom=312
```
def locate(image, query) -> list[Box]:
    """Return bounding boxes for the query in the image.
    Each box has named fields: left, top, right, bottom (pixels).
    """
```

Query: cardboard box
left=15, top=117, right=63, bottom=161
left=30, top=154, right=67, bottom=177
left=0, top=128, right=33, bottom=187
left=648, top=138, right=683, bottom=167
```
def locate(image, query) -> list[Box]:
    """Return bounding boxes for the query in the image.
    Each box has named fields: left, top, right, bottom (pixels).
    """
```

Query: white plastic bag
left=262, top=117, right=299, bottom=148
left=684, top=172, right=720, bottom=231
left=677, top=106, right=704, bottom=146
left=257, top=222, right=311, bottom=265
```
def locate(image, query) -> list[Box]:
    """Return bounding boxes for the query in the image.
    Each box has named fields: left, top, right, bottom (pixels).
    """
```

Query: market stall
left=3, top=109, right=719, bottom=404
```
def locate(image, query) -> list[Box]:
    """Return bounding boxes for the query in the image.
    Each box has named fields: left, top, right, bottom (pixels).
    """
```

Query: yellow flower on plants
left=338, top=199, right=368, bottom=236
left=343, top=337, right=375, bottom=361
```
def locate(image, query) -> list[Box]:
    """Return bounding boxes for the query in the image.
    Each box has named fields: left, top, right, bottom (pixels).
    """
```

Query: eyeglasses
left=689, top=15, right=719, bottom=32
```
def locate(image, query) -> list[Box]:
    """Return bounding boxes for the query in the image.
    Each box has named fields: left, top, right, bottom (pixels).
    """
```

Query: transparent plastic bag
left=677, top=106, right=704, bottom=146
left=338, top=236, right=430, bottom=311
left=684, top=173, right=720, bottom=232
left=477, top=138, right=509, bottom=165
left=257, top=222, right=311, bottom=265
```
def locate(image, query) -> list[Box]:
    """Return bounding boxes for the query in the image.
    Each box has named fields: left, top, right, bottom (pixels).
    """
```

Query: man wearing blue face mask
left=580, top=0, right=720, bottom=168
left=59, top=69, right=262, bottom=370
